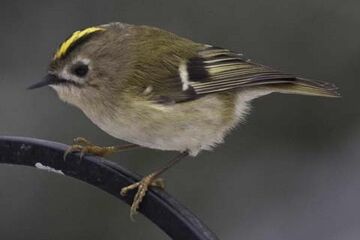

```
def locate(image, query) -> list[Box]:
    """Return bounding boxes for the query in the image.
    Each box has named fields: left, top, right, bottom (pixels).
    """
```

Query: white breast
left=81, top=89, right=272, bottom=156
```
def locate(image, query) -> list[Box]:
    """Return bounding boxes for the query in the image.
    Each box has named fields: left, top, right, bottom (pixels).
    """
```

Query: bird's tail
left=268, top=78, right=340, bottom=98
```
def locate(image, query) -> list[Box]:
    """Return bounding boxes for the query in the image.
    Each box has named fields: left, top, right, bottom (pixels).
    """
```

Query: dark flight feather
left=156, top=45, right=339, bottom=103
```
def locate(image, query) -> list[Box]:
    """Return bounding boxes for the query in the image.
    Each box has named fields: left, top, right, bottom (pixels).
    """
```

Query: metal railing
left=0, top=136, right=219, bottom=240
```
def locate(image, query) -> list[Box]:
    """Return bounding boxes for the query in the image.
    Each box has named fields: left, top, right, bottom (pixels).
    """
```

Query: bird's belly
left=83, top=94, right=252, bottom=156
left=99, top=118, right=221, bottom=156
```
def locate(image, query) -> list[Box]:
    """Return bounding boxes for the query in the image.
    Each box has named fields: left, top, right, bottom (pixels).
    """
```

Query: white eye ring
left=73, top=57, right=90, bottom=65
left=58, top=57, right=91, bottom=84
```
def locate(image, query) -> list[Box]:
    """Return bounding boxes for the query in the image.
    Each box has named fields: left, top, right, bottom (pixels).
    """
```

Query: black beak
left=27, top=74, right=60, bottom=90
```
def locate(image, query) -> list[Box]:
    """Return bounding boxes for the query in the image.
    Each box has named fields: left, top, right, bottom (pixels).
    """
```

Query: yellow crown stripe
left=54, top=27, right=105, bottom=59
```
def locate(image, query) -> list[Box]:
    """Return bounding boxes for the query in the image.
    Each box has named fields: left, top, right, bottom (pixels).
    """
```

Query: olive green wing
left=150, top=45, right=338, bottom=104
left=145, top=45, right=280, bottom=103
left=129, top=26, right=339, bottom=104
left=182, top=46, right=297, bottom=94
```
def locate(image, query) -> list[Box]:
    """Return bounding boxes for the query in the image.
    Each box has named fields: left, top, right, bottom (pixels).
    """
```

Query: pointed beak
left=27, top=74, right=59, bottom=90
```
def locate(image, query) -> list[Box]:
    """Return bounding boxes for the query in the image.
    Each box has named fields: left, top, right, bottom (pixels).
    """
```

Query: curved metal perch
left=0, top=136, right=218, bottom=240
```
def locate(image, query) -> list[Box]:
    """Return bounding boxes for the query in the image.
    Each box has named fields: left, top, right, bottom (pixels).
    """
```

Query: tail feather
left=268, top=78, right=340, bottom=98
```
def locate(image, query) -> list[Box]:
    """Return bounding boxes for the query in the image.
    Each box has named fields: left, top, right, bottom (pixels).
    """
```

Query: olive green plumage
left=29, top=22, right=339, bottom=155
left=28, top=22, right=340, bottom=219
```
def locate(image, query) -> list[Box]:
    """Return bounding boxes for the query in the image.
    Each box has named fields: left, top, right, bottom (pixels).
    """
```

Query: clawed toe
left=120, top=152, right=188, bottom=220
left=63, top=137, right=115, bottom=160
left=120, top=174, right=165, bottom=220
left=63, top=144, right=83, bottom=160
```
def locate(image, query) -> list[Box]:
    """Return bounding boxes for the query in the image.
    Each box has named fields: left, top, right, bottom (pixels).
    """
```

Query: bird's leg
left=120, top=151, right=189, bottom=220
left=64, top=137, right=140, bottom=160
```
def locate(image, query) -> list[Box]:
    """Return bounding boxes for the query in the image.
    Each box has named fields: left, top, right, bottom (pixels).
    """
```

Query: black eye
left=72, top=63, right=89, bottom=77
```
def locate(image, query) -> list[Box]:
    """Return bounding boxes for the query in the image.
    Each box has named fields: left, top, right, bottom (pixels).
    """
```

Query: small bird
left=29, top=22, right=339, bottom=218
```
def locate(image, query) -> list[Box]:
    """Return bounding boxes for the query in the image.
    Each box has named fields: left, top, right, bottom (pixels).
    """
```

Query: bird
left=28, top=22, right=339, bottom=219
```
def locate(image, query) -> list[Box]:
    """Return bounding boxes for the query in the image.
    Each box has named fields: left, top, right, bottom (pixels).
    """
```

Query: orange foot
left=64, top=137, right=137, bottom=160
left=120, top=173, right=165, bottom=220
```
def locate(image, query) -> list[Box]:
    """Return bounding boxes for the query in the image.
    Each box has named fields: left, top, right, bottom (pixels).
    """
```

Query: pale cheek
left=51, top=85, right=82, bottom=106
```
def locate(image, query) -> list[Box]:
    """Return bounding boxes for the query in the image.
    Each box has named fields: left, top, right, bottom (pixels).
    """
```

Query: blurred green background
left=0, top=0, right=359, bottom=239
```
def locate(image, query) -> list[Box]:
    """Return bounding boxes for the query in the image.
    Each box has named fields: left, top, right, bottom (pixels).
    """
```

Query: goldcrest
left=29, top=22, right=339, bottom=218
